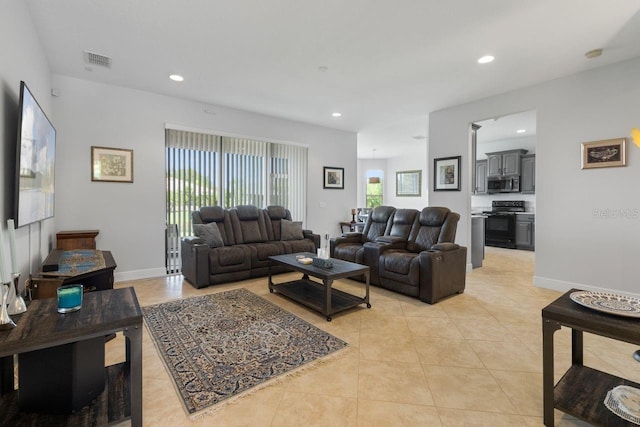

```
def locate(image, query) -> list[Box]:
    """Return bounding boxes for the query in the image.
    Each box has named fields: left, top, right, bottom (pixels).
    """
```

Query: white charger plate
left=605, top=385, right=640, bottom=424
left=569, top=291, right=640, bottom=318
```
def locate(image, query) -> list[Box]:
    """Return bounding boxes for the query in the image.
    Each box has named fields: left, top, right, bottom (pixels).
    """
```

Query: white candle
left=0, top=226, right=8, bottom=284
left=7, top=219, right=17, bottom=275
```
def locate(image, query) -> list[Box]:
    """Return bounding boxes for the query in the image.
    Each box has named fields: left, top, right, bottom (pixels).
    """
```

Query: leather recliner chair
left=375, top=207, right=466, bottom=304
left=330, top=206, right=396, bottom=264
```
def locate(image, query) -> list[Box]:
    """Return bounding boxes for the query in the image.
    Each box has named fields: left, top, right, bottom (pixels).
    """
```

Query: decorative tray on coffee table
left=569, top=291, right=640, bottom=318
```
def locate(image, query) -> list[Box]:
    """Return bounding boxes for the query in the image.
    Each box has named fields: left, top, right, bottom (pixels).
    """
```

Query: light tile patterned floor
left=107, top=247, right=639, bottom=426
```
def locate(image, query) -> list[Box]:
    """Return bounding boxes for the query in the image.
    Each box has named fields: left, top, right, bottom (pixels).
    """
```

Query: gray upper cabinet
left=486, top=149, right=528, bottom=177
left=521, top=154, right=536, bottom=194
left=475, top=160, right=487, bottom=194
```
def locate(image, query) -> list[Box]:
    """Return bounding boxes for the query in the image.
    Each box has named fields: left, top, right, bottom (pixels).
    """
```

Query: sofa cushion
left=193, top=223, right=224, bottom=248
left=281, top=220, right=304, bottom=241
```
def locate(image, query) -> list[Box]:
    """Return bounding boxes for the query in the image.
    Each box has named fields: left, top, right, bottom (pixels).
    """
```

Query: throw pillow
left=193, top=223, right=224, bottom=248
left=281, top=219, right=304, bottom=241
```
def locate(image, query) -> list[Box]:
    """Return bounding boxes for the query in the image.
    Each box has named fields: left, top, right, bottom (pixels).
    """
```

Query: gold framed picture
left=91, top=146, right=134, bottom=182
left=581, top=138, right=626, bottom=169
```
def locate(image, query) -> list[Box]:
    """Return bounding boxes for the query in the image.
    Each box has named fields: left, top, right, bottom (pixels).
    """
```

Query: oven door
left=485, top=214, right=517, bottom=248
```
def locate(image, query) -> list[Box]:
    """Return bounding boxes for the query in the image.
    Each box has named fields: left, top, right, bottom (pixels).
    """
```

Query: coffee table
left=268, top=252, right=370, bottom=321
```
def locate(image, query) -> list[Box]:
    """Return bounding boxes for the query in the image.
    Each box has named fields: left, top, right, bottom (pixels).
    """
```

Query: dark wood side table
left=56, top=230, right=100, bottom=250
left=542, top=289, right=640, bottom=426
left=0, top=287, right=143, bottom=426
left=339, top=221, right=365, bottom=234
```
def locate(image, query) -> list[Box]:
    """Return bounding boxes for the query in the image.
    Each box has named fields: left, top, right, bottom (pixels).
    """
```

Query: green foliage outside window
left=366, top=182, right=383, bottom=208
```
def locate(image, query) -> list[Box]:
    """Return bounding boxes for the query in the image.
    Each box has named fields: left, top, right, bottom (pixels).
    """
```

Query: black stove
left=484, top=201, right=525, bottom=248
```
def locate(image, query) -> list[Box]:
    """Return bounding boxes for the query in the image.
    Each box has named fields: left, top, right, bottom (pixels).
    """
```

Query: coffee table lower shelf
left=554, top=364, right=640, bottom=426
left=0, top=362, right=130, bottom=425
left=270, top=279, right=370, bottom=321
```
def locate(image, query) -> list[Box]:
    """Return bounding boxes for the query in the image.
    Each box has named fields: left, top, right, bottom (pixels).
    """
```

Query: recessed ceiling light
left=477, top=55, right=495, bottom=64
left=516, top=129, right=526, bottom=134
left=332, top=112, right=342, bottom=117
left=169, top=74, right=184, bottom=82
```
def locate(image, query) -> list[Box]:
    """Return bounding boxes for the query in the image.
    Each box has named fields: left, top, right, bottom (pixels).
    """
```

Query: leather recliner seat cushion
left=380, top=251, right=420, bottom=286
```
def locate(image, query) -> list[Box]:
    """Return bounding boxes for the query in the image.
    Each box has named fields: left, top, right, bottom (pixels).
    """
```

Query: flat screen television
left=15, top=81, right=56, bottom=227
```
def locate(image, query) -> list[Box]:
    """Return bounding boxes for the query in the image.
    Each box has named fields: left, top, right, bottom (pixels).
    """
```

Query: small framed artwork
left=581, top=138, right=627, bottom=169
left=396, top=170, right=422, bottom=197
left=434, top=156, right=461, bottom=191
left=323, top=166, right=344, bottom=189
left=91, top=146, right=134, bottom=183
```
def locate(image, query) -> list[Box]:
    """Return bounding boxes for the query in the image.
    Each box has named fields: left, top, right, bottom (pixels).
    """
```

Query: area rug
left=142, top=288, right=348, bottom=415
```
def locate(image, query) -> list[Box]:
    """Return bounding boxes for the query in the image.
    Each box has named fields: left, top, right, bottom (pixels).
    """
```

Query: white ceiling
left=24, top=0, right=640, bottom=159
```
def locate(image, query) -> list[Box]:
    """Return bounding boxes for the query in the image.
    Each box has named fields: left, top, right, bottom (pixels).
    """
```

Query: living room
left=2, top=1, right=640, bottom=425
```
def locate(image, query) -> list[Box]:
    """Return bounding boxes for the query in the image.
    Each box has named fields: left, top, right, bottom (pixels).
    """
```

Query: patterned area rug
left=142, top=288, right=348, bottom=415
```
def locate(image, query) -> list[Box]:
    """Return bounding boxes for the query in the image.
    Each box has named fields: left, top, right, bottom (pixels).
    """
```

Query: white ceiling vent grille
left=83, top=50, right=111, bottom=68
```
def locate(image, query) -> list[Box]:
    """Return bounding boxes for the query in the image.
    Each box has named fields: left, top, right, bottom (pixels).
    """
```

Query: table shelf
left=0, top=362, right=130, bottom=425
left=554, top=365, right=640, bottom=426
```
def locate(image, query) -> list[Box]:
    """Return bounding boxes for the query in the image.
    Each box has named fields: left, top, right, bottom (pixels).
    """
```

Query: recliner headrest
left=234, top=205, right=261, bottom=220
left=199, top=206, right=225, bottom=223
left=420, top=207, right=450, bottom=226
left=393, top=209, right=418, bottom=224
left=371, top=206, right=395, bottom=222
left=266, top=205, right=287, bottom=220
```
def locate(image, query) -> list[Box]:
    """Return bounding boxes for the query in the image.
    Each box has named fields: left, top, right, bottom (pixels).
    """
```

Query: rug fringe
left=188, top=345, right=353, bottom=421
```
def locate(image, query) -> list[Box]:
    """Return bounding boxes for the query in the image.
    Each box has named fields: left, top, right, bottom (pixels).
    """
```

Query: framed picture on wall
left=91, top=146, right=134, bottom=183
left=323, top=166, right=344, bottom=189
left=581, top=138, right=627, bottom=169
left=434, top=156, right=461, bottom=191
left=396, top=170, right=422, bottom=196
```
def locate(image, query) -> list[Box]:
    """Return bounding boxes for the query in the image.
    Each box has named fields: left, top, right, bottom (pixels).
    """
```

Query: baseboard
left=114, top=267, right=168, bottom=283
left=534, top=276, right=640, bottom=299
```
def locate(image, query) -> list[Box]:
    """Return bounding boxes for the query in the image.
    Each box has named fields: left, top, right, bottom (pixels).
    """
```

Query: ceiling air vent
left=83, top=50, right=111, bottom=68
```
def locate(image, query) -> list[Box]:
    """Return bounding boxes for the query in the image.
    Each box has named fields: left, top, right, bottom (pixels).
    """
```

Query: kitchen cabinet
left=471, top=216, right=485, bottom=268
left=486, top=149, right=528, bottom=177
left=515, top=214, right=535, bottom=250
left=521, top=155, right=535, bottom=194
left=475, top=160, right=487, bottom=194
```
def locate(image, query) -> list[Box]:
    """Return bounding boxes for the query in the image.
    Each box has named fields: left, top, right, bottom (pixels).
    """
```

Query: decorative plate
left=569, top=291, right=640, bottom=318
left=605, top=386, right=640, bottom=424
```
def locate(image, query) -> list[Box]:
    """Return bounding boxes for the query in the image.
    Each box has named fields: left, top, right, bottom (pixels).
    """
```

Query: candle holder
left=0, top=283, right=16, bottom=330
left=57, top=284, right=83, bottom=313
left=7, top=273, right=26, bottom=315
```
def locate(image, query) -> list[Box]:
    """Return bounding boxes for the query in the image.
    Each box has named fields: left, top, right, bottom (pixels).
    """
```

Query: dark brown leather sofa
left=181, top=205, right=320, bottom=288
left=331, top=206, right=466, bottom=304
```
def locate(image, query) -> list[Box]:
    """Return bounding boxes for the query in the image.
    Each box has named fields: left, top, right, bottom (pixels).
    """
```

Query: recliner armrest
left=303, top=230, right=321, bottom=249
left=375, top=236, right=407, bottom=245
left=183, top=235, right=205, bottom=245
left=430, top=242, right=460, bottom=252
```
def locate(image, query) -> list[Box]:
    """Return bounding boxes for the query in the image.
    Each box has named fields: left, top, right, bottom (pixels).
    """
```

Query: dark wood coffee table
left=268, top=252, right=370, bottom=321
left=542, top=289, right=640, bottom=426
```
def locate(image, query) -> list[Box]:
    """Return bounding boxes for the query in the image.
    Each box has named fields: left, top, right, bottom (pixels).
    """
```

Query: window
left=165, top=129, right=308, bottom=244
left=366, top=170, right=383, bottom=208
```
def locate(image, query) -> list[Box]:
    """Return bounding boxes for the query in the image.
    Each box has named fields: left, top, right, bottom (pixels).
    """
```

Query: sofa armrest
left=303, top=230, right=321, bottom=249
left=329, top=234, right=362, bottom=257
left=181, top=238, right=210, bottom=289
left=430, top=242, right=460, bottom=252
left=418, top=246, right=467, bottom=304
left=183, top=235, right=205, bottom=245
left=375, top=236, right=407, bottom=245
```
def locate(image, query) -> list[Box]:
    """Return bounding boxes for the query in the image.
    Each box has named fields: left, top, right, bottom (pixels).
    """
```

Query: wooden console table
left=0, top=287, right=143, bottom=426
left=542, top=289, right=640, bottom=426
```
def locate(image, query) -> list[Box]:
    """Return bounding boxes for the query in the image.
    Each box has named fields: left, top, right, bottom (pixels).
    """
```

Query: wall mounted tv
left=15, top=81, right=56, bottom=227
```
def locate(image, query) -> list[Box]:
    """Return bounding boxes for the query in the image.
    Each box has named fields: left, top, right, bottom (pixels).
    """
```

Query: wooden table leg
left=0, top=356, right=14, bottom=396
left=125, top=323, right=143, bottom=427
left=543, top=318, right=561, bottom=426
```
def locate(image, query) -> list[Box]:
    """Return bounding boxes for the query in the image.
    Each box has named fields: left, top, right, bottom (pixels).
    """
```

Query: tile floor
left=106, top=247, right=640, bottom=426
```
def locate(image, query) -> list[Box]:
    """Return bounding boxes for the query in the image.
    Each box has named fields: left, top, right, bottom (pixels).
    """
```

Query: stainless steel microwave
left=487, top=176, right=520, bottom=193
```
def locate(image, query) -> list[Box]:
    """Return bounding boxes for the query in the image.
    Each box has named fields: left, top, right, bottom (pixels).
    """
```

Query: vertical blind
left=165, top=129, right=308, bottom=241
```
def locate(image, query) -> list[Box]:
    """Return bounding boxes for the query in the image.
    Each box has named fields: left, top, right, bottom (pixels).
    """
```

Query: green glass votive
left=57, top=284, right=83, bottom=313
